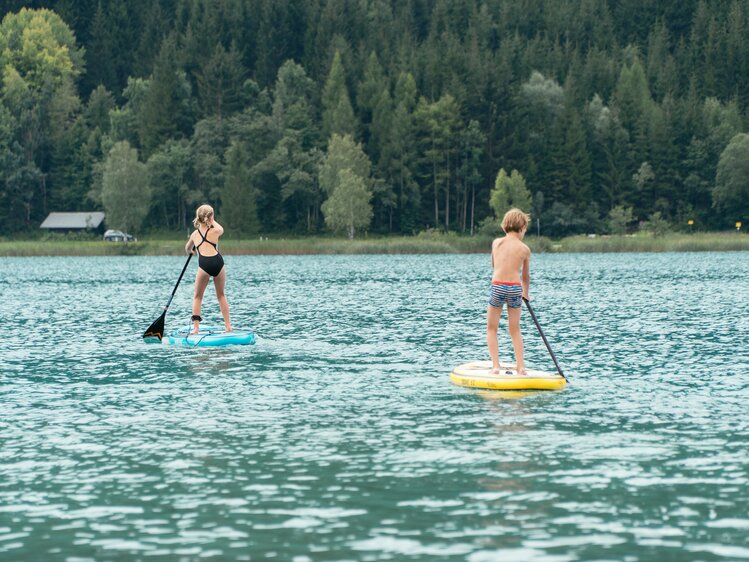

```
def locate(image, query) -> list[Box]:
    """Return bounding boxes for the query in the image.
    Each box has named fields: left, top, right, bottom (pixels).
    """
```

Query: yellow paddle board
left=450, top=361, right=566, bottom=391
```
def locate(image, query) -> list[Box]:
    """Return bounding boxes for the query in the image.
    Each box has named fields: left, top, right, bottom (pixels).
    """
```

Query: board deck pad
left=165, top=326, right=256, bottom=347
left=450, top=360, right=566, bottom=391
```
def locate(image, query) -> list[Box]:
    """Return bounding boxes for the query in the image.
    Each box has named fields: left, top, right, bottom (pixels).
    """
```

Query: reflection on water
left=1, top=252, right=748, bottom=560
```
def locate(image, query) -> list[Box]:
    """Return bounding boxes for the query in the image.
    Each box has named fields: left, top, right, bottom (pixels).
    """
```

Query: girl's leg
left=486, top=305, right=502, bottom=372
left=507, top=306, right=525, bottom=374
left=213, top=267, right=232, bottom=332
left=192, top=269, right=210, bottom=333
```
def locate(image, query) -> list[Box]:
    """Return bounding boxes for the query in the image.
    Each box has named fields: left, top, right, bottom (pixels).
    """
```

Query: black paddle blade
left=143, top=311, right=166, bottom=343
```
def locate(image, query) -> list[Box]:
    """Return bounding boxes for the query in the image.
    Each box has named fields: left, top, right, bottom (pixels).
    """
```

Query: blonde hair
left=501, top=208, right=530, bottom=233
left=193, top=204, right=214, bottom=229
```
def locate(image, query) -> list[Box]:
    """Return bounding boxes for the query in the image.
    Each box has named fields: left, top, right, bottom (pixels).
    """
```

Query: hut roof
left=40, top=212, right=106, bottom=229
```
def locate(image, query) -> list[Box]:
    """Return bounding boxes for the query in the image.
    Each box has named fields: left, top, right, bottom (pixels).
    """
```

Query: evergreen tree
left=413, top=94, right=460, bottom=229
left=196, top=42, right=247, bottom=121
left=370, top=86, right=398, bottom=231
left=613, top=56, right=654, bottom=133
left=191, top=116, right=230, bottom=207
left=222, top=140, right=259, bottom=236
left=133, top=1, right=170, bottom=78
left=146, top=139, right=193, bottom=229
left=390, top=72, right=420, bottom=233
left=84, top=1, right=117, bottom=93
left=356, top=51, right=386, bottom=144
left=139, top=33, right=193, bottom=157
left=458, top=120, right=486, bottom=234
left=562, top=104, right=593, bottom=209
left=321, top=50, right=357, bottom=139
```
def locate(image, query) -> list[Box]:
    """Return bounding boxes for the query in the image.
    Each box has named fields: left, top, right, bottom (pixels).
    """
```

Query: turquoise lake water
left=1, top=252, right=748, bottom=561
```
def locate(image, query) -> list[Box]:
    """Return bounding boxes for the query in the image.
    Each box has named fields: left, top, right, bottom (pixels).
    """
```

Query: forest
left=1, top=0, right=749, bottom=238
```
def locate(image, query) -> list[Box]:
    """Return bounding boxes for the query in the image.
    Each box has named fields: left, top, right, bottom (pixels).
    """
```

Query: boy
left=487, top=208, right=531, bottom=375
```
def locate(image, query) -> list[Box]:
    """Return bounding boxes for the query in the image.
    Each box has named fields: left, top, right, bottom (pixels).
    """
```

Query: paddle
left=143, top=253, right=193, bottom=342
left=523, top=297, right=568, bottom=381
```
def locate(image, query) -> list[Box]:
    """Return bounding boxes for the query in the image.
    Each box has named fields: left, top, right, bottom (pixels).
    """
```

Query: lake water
left=1, top=252, right=748, bottom=561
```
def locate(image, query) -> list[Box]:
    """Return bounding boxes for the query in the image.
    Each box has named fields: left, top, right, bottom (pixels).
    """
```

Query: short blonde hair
left=501, top=208, right=530, bottom=233
left=193, top=204, right=214, bottom=228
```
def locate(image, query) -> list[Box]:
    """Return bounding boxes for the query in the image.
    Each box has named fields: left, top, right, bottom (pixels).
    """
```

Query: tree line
left=1, top=0, right=748, bottom=238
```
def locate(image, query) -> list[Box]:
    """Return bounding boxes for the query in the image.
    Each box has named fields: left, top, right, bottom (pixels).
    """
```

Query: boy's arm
left=490, top=237, right=503, bottom=268
left=521, top=248, right=531, bottom=300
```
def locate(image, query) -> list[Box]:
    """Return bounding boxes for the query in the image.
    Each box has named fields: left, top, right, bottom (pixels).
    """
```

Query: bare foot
left=517, top=369, right=527, bottom=376
left=224, top=326, right=233, bottom=333
left=489, top=368, right=501, bottom=375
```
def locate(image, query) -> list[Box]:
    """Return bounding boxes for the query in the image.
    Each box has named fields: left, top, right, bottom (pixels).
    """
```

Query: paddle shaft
left=164, top=252, right=193, bottom=311
left=523, top=297, right=567, bottom=381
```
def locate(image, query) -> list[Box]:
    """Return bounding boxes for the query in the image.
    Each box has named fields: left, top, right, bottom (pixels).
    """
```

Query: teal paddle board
left=166, top=326, right=256, bottom=347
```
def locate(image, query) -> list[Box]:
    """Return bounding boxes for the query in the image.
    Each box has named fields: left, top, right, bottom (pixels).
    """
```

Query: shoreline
left=1, top=232, right=748, bottom=257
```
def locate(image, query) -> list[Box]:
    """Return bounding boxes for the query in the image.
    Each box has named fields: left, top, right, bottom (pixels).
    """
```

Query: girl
left=185, top=204, right=232, bottom=333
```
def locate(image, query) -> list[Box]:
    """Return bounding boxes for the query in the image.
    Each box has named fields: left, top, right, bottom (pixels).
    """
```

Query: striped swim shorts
left=488, top=282, right=523, bottom=309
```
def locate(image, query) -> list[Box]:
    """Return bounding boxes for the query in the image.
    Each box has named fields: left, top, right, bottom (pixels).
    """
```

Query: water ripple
left=1, top=253, right=748, bottom=560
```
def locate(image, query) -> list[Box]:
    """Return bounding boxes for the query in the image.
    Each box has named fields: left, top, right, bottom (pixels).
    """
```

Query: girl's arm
left=185, top=232, right=196, bottom=254
left=211, top=220, right=224, bottom=236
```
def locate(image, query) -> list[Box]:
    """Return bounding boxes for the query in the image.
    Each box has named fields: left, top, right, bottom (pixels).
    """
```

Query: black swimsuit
left=196, top=228, right=224, bottom=277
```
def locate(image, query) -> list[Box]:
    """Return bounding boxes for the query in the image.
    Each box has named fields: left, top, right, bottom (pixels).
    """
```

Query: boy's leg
left=487, top=305, right=502, bottom=372
left=192, top=269, right=210, bottom=333
left=507, top=306, right=525, bottom=374
left=213, top=268, right=232, bottom=332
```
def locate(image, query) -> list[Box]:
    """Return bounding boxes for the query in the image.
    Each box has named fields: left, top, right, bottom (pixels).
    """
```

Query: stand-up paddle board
left=450, top=361, right=566, bottom=391
left=165, top=326, right=256, bottom=347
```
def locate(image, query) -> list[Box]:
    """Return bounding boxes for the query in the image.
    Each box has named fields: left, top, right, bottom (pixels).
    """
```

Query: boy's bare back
left=491, top=235, right=530, bottom=287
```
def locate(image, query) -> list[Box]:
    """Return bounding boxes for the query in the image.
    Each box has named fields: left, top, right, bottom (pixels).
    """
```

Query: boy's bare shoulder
left=492, top=236, right=505, bottom=247
left=521, top=240, right=531, bottom=256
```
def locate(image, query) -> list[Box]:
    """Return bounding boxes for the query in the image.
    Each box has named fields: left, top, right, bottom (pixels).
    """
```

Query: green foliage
left=321, top=50, right=357, bottom=139
left=101, top=141, right=150, bottom=234
left=521, top=71, right=565, bottom=120
left=0, top=7, right=83, bottom=225
left=608, top=205, right=635, bottom=235
left=413, top=93, right=460, bottom=229
left=319, top=134, right=371, bottom=195
left=139, top=33, right=193, bottom=157
left=0, top=8, right=84, bottom=89
left=477, top=216, right=504, bottom=238
left=196, top=42, right=247, bottom=120
left=642, top=211, right=671, bottom=237
left=146, top=139, right=194, bottom=229
left=713, top=133, right=749, bottom=221
left=318, top=133, right=372, bottom=236
left=222, top=141, right=259, bottom=236
left=321, top=168, right=373, bottom=239
left=490, top=169, right=532, bottom=220
left=7, top=2, right=749, bottom=236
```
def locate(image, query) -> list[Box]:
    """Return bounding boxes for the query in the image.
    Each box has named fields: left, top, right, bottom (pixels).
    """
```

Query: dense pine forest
left=1, top=0, right=749, bottom=237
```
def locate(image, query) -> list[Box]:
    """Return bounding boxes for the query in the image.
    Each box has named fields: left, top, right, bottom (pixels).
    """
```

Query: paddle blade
left=143, top=311, right=166, bottom=343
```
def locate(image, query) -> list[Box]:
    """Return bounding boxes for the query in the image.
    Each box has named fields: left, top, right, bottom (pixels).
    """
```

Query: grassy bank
left=554, top=232, right=749, bottom=252
left=0, top=234, right=495, bottom=256
left=1, top=232, right=747, bottom=256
